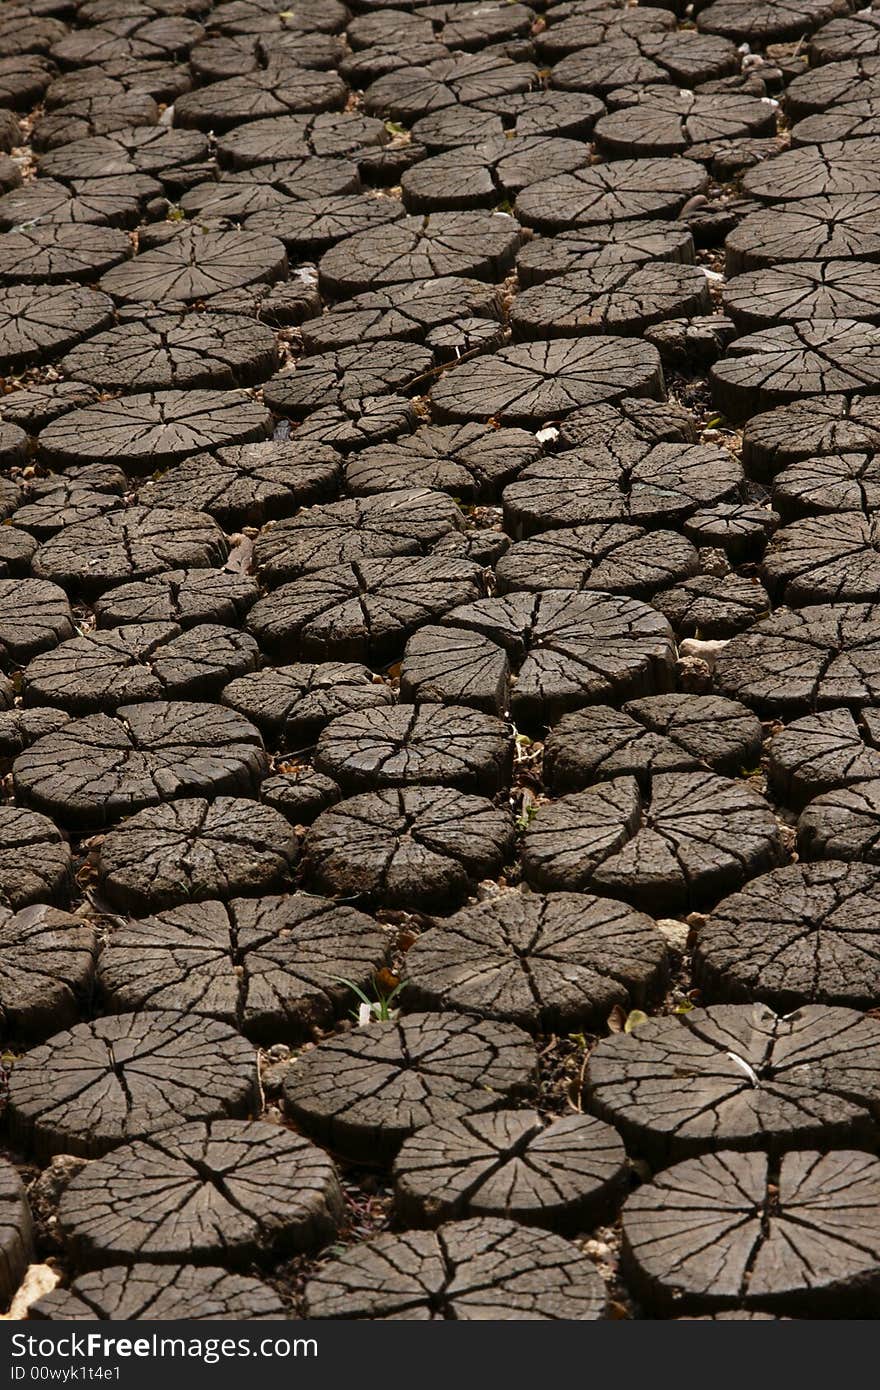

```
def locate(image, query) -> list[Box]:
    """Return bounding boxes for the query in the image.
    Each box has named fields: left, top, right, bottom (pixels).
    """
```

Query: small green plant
left=336, top=976, right=405, bottom=1023
left=516, top=803, right=538, bottom=832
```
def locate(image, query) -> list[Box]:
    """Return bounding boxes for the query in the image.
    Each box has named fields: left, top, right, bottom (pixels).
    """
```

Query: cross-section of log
left=543, top=695, right=763, bottom=792
left=246, top=556, right=484, bottom=663
left=501, top=442, right=741, bottom=536
left=22, top=623, right=258, bottom=713
left=510, top=262, right=710, bottom=340
left=400, top=591, right=675, bottom=729
left=711, top=320, right=880, bottom=422
left=32, top=508, right=228, bottom=596
left=768, top=708, right=880, bottom=808
left=30, top=1264, right=286, bottom=1321
left=318, top=211, right=521, bottom=297
left=0, top=805, right=71, bottom=910
left=743, top=139, right=880, bottom=202
left=594, top=88, right=776, bottom=159
left=798, top=778, right=880, bottom=863
left=743, top=395, right=880, bottom=476
left=761, top=513, right=880, bottom=604
left=222, top=662, right=392, bottom=747
left=254, top=491, right=463, bottom=584
left=97, top=894, right=388, bottom=1043
left=495, top=524, right=698, bottom=599
left=0, top=579, right=74, bottom=666
left=94, top=570, right=258, bottom=629
left=694, top=860, right=880, bottom=1010
left=284, top=1012, right=535, bottom=1162
left=393, top=1111, right=627, bottom=1234
left=402, top=890, right=667, bottom=1032
left=363, top=52, right=537, bottom=122
left=587, top=1002, right=880, bottom=1162
left=514, top=158, right=707, bottom=234
left=8, top=1011, right=260, bottom=1158
left=305, top=1217, right=606, bottom=1319
left=37, top=390, right=270, bottom=470
left=303, top=786, right=514, bottom=911
left=60, top=312, right=279, bottom=390
left=13, top=700, right=268, bottom=829
left=0, top=286, right=114, bottom=373
left=724, top=196, right=880, bottom=276
left=344, top=423, right=540, bottom=503
left=0, top=1161, right=33, bottom=1310
left=697, top=0, right=850, bottom=42
left=0, top=904, right=95, bottom=1041
left=522, top=771, right=781, bottom=912
left=57, top=1119, right=343, bottom=1267
left=96, top=797, right=297, bottom=913
left=0, top=224, right=131, bottom=285
left=724, top=262, right=880, bottom=330
left=621, top=1148, right=880, bottom=1317
left=714, top=603, right=880, bottom=714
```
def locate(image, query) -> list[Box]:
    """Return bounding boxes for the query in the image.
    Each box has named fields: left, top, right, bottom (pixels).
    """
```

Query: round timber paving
left=303, top=786, right=514, bottom=911
left=306, top=1217, right=605, bottom=1320
left=401, top=890, right=667, bottom=1033
left=809, top=9, right=880, bottom=62
left=96, top=893, right=388, bottom=1042
left=398, top=136, right=591, bottom=214
left=542, top=694, right=764, bottom=792
left=12, top=700, right=268, bottom=830
left=431, top=338, right=664, bottom=426
left=0, top=285, right=115, bottom=373
left=517, top=221, right=695, bottom=289
left=798, top=779, right=880, bottom=864
left=32, top=508, right=228, bottom=596
left=94, top=570, right=258, bottom=630
left=710, top=320, right=880, bottom=422
left=0, top=1162, right=32, bottom=1310
left=293, top=395, right=416, bottom=453
left=30, top=1264, right=286, bottom=1321
left=743, top=394, right=880, bottom=476
left=0, top=224, right=131, bottom=286
left=586, top=1002, right=880, bottom=1163
left=314, top=704, right=514, bottom=796
left=501, top=441, right=740, bottom=537
left=549, top=32, right=739, bottom=95
left=714, top=603, right=880, bottom=715
left=514, top=158, right=707, bottom=235
left=742, top=140, right=880, bottom=203
left=317, top=211, right=521, bottom=297
left=392, top=1111, right=627, bottom=1235
left=650, top=574, right=771, bottom=638
left=761, top=513, right=880, bottom=604
left=362, top=53, right=538, bottom=123
left=13, top=465, right=126, bottom=541
left=253, top=490, right=463, bottom=585
left=522, top=771, right=782, bottom=912
left=37, top=390, right=271, bottom=470
left=262, top=342, right=433, bottom=420
left=494, top=524, right=698, bottom=599
left=344, top=423, right=540, bottom=503
left=247, top=193, right=404, bottom=257
left=60, top=312, right=279, bottom=390
left=98, top=227, right=288, bottom=304
left=767, top=708, right=880, bottom=810
left=22, top=623, right=258, bottom=713
left=399, top=591, right=675, bottom=728
left=696, top=0, right=850, bottom=43
left=56, top=1119, right=343, bottom=1267
left=621, top=1148, right=880, bottom=1318
left=510, top=262, right=710, bottom=340
left=96, top=797, right=298, bottom=913
left=0, top=904, right=95, bottom=1042
left=724, top=262, right=880, bottom=330
left=693, top=860, right=880, bottom=1010
left=772, top=452, right=880, bottom=517
left=140, top=439, right=340, bottom=528
left=0, top=578, right=74, bottom=665
left=284, top=1012, right=535, bottom=1163
left=7, top=1010, right=260, bottom=1159
left=37, top=128, right=208, bottom=184
left=299, top=276, right=501, bottom=355
left=724, top=196, right=880, bottom=276
left=593, top=88, right=777, bottom=160
left=221, top=662, right=393, bottom=747
left=173, top=63, right=348, bottom=133
left=246, top=555, right=484, bottom=663
left=0, top=805, right=71, bottom=910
